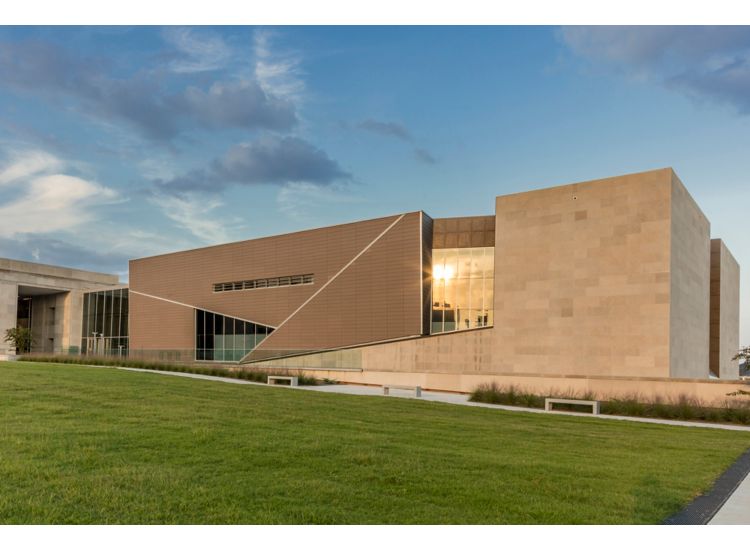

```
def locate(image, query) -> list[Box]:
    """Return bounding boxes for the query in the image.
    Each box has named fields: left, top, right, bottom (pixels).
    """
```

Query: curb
left=664, top=446, right=750, bottom=524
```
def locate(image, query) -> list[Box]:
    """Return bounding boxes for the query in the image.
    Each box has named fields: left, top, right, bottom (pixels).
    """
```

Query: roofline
left=495, top=167, right=676, bottom=202
left=129, top=210, right=426, bottom=263
left=0, top=257, right=121, bottom=285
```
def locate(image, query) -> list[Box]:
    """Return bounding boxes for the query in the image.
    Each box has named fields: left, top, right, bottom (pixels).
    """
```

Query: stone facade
left=251, top=168, right=743, bottom=398
left=668, top=172, right=711, bottom=378
left=0, top=258, right=119, bottom=355
left=710, top=239, right=741, bottom=379
left=491, top=169, right=677, bottom=378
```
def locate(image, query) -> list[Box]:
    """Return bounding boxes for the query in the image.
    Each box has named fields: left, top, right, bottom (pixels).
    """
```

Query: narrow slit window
left=213, top=274, right=314, bottom=292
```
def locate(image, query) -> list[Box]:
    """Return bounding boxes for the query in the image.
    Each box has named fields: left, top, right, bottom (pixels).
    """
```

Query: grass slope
left=1, top=362, right=749, bottom=524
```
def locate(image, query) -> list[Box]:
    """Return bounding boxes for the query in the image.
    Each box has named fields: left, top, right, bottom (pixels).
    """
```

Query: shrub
left=469, top=383, right=544, bottom=408
left=5, top=327, right=34, bottom=353
left=469, top=383, right=750, bottom=426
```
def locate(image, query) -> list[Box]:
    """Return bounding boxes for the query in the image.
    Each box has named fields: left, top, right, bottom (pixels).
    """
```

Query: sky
left=0, top=26, right=749, bottom=342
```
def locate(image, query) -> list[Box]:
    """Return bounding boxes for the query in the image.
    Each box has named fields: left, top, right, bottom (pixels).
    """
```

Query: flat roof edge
left=0, top=257, right=120, bottom=285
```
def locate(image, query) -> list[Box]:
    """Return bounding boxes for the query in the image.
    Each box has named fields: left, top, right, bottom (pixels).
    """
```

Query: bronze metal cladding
left=433, top=215, right=495, bottom=248
left=129, top=212, right=425, bottom=357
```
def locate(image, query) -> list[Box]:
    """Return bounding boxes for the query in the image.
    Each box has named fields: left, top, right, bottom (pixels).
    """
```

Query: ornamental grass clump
left=469, top=383, right=545, bottom=408
left=469, top=383, right=750, bottom=425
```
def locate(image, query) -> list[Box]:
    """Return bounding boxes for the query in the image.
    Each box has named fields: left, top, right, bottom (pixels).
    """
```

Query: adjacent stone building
left=0, top=259, right=120, bottom=357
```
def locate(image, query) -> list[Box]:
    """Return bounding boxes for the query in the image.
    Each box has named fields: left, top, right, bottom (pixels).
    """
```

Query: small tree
left=734, top=346, right=750, bottom=377
left=4, top=327, right=33, bottom=354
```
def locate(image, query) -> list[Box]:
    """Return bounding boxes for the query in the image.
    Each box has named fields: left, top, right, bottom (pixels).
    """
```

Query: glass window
left=214, top=274, right=314, bottom=292
left=431, top=247, right=494, bottom=334
left=94, top=293, right=105, bottom=334
left=196, top=310, right=205, bottom=352
left=454, top=278, right=469, bottom=330
left=80, top=288, right=129, bottom=357
left=194, top=309, right=274, bottom=362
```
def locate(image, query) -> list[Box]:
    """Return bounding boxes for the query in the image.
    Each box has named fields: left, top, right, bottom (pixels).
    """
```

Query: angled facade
left=3, top=167, right=743, bottom=399
left=125, top=168, right=741, bottom=389
left=128, top=211, right=430, bottom=362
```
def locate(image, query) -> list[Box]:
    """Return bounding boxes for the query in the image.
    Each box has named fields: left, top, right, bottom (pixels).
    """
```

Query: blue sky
left=0, top=26, right=748, bottom=341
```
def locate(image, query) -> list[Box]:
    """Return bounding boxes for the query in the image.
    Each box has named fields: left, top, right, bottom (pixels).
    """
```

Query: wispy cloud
left=253, top=29, right=305, bottom=102
left=0, top=150, right=119, bottom=238
left=0, top=233, right=130, bottom=275
left=149, top=193, right=234, bottom=244
left=354, top=118, right=437, bottom=165
left=0, top=38, right=297, bottom=141
left=560, top=26, right=750, bottom=114
left=156, top=135, right=350, bottom=195
left=413, top=147, right=437, bottom=165
left=0, top=149, right=63, bottom=186
left=357, top=119, right=412, bottom=141
left=162, top=27, right=231, bottom=73
left=276, top=181, right=362, bottom=221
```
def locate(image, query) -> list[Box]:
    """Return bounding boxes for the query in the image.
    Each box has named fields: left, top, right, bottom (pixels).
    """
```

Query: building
left=1, top=168, right=744, bottom=400
left=0, top=258, right=122, bottom=357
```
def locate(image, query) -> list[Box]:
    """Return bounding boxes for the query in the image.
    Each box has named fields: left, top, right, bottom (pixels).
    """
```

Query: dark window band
left=213, top=274, right=314, bottom=293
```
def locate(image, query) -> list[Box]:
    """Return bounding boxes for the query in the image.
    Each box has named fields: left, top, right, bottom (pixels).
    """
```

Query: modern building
left=1, top=168, right=744, bottom=400
left=0, top=258, right=123, bottom=357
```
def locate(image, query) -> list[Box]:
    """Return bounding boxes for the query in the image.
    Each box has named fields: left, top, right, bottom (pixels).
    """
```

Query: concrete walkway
left=709, top=471, right=750, bottom=524
left=116, top=366, right=750, bottom=432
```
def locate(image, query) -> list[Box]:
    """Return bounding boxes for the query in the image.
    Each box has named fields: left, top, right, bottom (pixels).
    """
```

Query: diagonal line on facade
left=238, top=213, right=407, bottom=364
left=128, top=289, right=278, bottom=329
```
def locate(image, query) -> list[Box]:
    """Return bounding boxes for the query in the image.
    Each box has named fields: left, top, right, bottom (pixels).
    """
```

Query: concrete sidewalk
left=709, top=470, right=750, bottom=525
left=117, top=365, right=750, bottom=432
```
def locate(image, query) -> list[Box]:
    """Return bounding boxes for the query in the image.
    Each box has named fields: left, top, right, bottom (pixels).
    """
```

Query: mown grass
left=470, top=382, right=750, bottom=425
left=17, top=354, right=320, bottom=385
left=1, top=362, right=750, bottom=524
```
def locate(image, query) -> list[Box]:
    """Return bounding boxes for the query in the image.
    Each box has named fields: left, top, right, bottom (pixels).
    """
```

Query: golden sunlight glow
left=433, top=264, right=454, bottom=281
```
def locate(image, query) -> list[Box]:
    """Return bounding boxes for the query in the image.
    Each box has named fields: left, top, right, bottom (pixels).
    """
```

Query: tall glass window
left=81, top=288, right=129, bottom=356
left=195, top=309, right=274, bottom=362
left=431, top=247, right=494, bottom=334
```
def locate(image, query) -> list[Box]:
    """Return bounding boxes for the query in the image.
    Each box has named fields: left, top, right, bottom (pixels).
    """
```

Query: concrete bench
left=383, top=384, right=422, bottom=397
left=267, top=375, right=298, bottom=387
left=545, top=398, right=600, bottom=415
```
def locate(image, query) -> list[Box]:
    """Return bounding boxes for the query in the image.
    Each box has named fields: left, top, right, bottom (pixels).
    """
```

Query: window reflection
left=195, top=309, right=274, bottom=362
left=81, top=288, right=129, bottom=356
left=431, top=247, right=494, bottom=334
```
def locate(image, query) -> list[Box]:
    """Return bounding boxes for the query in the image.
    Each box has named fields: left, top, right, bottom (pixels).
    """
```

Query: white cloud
left=163, top=27, right=231, bottom=73
left=149, top=193, right=234, bottom=245
left=0, top=151, right=119, bottom=237
left=0, top=150, right=63, bottom=186
left=253, top=29, right=305, bottom=102
left=0, top=174, right=118, bottom=236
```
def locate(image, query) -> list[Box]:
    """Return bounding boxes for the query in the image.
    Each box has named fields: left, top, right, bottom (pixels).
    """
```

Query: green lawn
left=1, top=362, right=749, bottom=524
